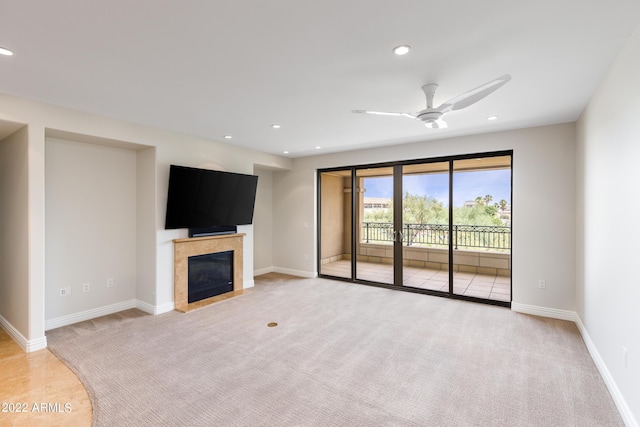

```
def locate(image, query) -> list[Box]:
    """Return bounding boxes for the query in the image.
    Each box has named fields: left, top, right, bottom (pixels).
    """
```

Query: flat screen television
left=164, top=165, right=259, bottom=230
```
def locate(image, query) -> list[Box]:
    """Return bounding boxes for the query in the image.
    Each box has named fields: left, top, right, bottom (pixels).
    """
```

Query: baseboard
left=511, top=302, right=578, bottom=322
left=0, top=315, right=47, bottom=352
left=26, top=335, right=48, bottom=352
left=45, top=299, right=137, bottom=331
left=136, top=300, right=175, bottom=315
left=254, top=266, right=274, bottom=276
left=135, top=299, right=155, bottom=315
left=153, top=302, right=175, bottom=314
left=254, top=266, right=317, bottom=279
left=575, top=316, right=638, bottom=427
left=511, top=303, right=637, bottom=426
left=272, top=267, right=317, bottom=279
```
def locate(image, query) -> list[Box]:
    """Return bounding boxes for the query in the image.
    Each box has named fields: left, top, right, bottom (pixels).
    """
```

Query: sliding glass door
left=355, top=166, right=396, bottom=284
left=318, top=169, right=352, bottom=279
left=452, top=156, right=512, bottom=302
left=318, top=151, right=512, bottom=306
left=401, top=162, right=451, bottom=292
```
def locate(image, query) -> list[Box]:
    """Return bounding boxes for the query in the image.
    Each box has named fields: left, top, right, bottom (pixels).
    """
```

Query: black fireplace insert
left=188, top=251, right=233, bottom=303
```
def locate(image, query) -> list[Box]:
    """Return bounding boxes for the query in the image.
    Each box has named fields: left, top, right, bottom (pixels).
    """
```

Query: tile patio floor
left=320, top=259, right=511, bottom=303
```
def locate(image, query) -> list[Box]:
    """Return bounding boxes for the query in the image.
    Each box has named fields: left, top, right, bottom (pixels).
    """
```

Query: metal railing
left=361, top=222, right=511, bottom=250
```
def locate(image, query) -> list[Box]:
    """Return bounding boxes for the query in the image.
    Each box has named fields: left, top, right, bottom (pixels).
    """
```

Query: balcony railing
left=361, top=222, right=511, bottom=250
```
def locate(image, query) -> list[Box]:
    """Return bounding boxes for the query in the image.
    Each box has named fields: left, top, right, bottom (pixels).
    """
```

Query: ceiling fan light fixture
left=423, top=119, right=448, bottom=129
left=0, top=47, right=14, bottom=56
left=393, top=45, right=411, bottom=56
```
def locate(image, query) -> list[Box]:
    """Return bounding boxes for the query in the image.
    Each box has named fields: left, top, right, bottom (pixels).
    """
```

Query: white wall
left=273, top=123, right=577, bottom=311
left=0, top=92, right=291, bottom=348
left=273, top=163, right=318, bottom=278
left=576, top=27, right=640, bottom=425
left=0, top=126, right=30, bottom=336
left=136, top=147, right=157, bottom=306
left=45, top=138, right=138, bottom=321
left=253, top=168, right=274, bottom=275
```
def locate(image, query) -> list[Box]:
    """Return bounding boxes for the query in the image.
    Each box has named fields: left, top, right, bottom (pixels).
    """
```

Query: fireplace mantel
left=173, top=233, right=245, bottom=312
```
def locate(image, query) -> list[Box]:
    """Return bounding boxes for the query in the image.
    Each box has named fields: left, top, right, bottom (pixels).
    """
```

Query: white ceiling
left=1, top=1, right=639, bottom=157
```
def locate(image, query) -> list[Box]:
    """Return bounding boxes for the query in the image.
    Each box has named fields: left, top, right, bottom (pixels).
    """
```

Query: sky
left=363, top=169, right=511, bottom=207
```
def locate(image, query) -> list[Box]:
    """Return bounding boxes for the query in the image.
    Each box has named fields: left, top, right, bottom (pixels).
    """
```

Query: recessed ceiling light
left=0, top=47, right=14, bottom=56
left=283, top=150, right=289, bottom=154
left=315, top=146, right=321, bottom=150
left=271, top=124, right=281, bottom=129
left=393, top=45, right=411, bottom=56
left=224, top=135, right=232, bottom=139
left=487, top=116, right=499, bottom=121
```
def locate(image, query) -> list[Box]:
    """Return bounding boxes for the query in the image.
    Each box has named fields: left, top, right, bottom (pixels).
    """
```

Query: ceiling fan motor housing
left=417, top=110, right=443, bottom=123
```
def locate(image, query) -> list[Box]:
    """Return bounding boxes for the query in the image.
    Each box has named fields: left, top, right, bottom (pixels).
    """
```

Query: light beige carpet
left=47, top=274, right=623, bottom=426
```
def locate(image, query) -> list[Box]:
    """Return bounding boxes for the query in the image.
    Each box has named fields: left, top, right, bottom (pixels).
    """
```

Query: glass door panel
left=318, top=169, right=352, bottom=279
left=452, top=156, right=512, bottom=302
left=401, top=162, right=450, bottom=292
left=356, top=167, right=395, bottom=285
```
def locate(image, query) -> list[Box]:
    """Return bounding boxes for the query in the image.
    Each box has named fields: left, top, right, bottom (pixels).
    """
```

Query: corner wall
left=253, top=167, right=274, bottom=275
left=0, top=126, right=30, bottom=340
left=576, top=26, right=640, bottom=425
left=136, top=147, right=157, bottom=307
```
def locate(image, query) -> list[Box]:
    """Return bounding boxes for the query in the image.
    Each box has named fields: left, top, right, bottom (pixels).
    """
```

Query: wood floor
left=0, top=328, right=92, bottom=427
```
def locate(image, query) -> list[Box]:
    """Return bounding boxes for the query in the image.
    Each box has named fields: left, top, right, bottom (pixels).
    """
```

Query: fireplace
left=173, top=233, right=245, bottom=312
left=188, top=251, right=233, bottom=303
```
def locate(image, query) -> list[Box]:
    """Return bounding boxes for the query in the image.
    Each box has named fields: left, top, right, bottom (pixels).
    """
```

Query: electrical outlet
left=106, top=278, right=114, bottom=288
left=82, top=283, right=90, bottom=292
left=538, top=279, right=546, bottom=289
left=59, top=287, right=71, bottom=297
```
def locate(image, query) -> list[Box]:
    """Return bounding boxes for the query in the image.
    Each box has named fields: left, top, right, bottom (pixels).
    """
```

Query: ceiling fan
left=353, top=74, right=511, bottom=129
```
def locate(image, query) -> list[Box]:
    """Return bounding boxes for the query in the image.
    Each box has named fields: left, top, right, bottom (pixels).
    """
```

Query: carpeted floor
left=47, top=274, right=623, bottom=426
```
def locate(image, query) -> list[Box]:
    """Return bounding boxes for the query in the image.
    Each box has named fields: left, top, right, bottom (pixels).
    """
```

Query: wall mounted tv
left=164, top=164, right=259, bottom=230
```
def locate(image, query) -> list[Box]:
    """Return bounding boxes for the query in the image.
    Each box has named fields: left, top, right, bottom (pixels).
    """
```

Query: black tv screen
left=164, top=165, right=258, bottom=229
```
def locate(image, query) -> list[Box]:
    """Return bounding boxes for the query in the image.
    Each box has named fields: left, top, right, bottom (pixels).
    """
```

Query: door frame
left=317, top=150, right=513, bottom=308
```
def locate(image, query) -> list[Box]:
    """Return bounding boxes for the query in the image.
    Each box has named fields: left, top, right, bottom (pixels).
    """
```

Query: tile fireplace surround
left=173, top=233, right=245, bottom=312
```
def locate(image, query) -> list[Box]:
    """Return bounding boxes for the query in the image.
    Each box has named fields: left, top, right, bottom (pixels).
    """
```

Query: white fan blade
left=424, top=118, right=448, bottom=129
left=435, top=74, right=511, bottom=113
left=352, top=110, right=416, bottom=119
